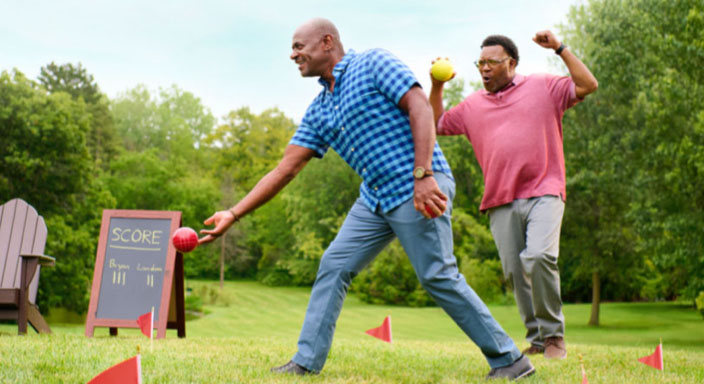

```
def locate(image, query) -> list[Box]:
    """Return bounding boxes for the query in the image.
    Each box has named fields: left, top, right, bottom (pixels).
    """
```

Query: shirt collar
left=482, top=73, right=524, bottom=95
left=317, top=49, right=356, bottom=88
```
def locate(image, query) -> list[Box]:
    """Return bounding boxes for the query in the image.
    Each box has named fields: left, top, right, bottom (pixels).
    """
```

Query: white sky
left=2, top=0, right=582, bottom=122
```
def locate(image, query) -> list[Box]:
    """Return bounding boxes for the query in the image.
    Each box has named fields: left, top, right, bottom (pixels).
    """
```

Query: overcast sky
left=2, top=0, right=582, bottom=122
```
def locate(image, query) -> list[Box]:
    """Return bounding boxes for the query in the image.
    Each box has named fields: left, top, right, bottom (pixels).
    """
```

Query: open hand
left=198, top=210, right=237, bottom=244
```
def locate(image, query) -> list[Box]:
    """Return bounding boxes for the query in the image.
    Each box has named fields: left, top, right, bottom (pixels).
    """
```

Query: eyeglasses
left=474, top=58, right=510, bottom=68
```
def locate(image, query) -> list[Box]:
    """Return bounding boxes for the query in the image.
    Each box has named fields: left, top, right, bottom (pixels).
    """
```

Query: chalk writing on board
left=95, top=217, right=172, bottom=320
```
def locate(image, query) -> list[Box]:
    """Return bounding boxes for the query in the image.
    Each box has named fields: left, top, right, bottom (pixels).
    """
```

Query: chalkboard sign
left=85, top=210, right=185, bottom=339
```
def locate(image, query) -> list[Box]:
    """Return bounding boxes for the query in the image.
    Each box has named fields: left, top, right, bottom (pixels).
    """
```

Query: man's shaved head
left=290, top=18, right=345, bottom=79
left=294, top=18, right=344, bottom=51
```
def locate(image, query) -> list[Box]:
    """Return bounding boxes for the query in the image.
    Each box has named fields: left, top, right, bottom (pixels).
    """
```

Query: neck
left=493, top=74, right=516, bottom=94
left=322, top=50, right=345, bottom=92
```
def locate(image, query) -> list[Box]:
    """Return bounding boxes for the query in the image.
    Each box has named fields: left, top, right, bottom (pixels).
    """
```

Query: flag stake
left=150, top=306, right=154, bottom=352
left=579, top=354, right=588, bottom=384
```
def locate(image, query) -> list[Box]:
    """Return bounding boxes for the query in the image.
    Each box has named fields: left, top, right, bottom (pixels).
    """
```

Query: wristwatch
left=555, top=43, right=567, bottom=55
left=413, top=167, right=434, bottom=180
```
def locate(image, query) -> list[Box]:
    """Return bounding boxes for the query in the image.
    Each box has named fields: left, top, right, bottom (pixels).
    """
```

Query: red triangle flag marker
left=638, top=343, right=663, bottom=370
left=136, top=309, right=153, bottom=339
left=88, top=355, right=142, bottom=384
left=365, top=316, right=392, bottom=343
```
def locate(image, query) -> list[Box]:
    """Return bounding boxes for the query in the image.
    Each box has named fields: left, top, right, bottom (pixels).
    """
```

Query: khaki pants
left=488, top=195, right=565, bottom=347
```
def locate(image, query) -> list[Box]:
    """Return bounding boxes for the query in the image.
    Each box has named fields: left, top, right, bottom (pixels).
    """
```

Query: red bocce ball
left=172, top=227, right=198, bottom=253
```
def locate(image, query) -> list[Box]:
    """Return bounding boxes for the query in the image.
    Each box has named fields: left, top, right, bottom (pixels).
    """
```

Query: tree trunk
left=220, top=232, right=226, bottom=290
left=588, top=270, right=600, bottom=326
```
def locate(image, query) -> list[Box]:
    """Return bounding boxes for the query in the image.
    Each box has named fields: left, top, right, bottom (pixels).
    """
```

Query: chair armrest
left=20, top=254, right=56, bottom=267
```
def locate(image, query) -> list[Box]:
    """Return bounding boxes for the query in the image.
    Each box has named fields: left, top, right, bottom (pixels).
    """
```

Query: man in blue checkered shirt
left=199, top=18, right=533, bottom=381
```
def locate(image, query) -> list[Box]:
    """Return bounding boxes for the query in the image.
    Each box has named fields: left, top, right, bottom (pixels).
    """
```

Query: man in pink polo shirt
left=429, top=31, right=598, bottom=359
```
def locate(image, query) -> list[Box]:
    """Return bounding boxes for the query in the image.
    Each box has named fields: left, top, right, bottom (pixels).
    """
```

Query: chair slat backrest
left=0, top=199, right=46, bottom=303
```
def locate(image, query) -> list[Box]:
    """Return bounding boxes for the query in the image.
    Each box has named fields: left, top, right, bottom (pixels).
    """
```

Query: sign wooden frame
left=85, top=209, right=185, bottom=339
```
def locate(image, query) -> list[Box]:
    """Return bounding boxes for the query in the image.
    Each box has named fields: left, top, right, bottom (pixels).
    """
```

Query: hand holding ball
left=172, top=227, right=198, bottom=253
left=425, top=204, right=437, bottom=219
left=431, top=59, right=454, bottom=82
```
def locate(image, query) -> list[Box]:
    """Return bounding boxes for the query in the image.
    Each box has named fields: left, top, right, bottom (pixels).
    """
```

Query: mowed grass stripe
left=183, top=281, right=704, bottom=349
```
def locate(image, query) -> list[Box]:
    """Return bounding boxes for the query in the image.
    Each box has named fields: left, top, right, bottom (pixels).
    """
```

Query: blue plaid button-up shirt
left=290, top=49, right=453, bottom=213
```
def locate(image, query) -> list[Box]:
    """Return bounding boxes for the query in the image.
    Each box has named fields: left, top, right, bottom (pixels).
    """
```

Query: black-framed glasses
left=474, top=58, right=510, bottom=68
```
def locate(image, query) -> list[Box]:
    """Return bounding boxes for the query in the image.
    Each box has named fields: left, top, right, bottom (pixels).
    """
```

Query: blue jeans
left=292, top=173, right=521, bottom=371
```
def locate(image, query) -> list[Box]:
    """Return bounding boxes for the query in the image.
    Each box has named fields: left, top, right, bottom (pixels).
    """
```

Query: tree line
left=1, top=0, right=702, bottom=323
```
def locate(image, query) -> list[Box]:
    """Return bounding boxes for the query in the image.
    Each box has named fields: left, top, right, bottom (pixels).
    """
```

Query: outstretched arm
left=199, top=144, right=315, bottom=244
left=533, top=30, right=598, bottom=98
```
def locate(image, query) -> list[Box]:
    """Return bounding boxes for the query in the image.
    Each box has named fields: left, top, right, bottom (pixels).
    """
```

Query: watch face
left=414, top=168, right=424, bottom=178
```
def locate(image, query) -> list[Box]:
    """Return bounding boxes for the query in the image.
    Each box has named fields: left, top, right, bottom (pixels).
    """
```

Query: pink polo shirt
left=437, top=73, right=581, bottom=211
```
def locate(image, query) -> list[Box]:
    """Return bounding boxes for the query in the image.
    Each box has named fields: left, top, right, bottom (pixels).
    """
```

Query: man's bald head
left=290, top=18, right=345, bottom=79
left=294, top=18, right=344, bottom=52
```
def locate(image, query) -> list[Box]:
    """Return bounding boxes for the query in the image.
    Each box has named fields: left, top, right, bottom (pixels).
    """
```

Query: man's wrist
left=413, top=166, right=434, bottom=180
left=555, top=43, right=566, bottom=55
left=228, top=208, right=240, bottom=222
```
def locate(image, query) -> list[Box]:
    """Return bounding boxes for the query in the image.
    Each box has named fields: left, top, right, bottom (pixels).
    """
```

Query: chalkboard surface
left=85, top=210, right=185, bottom=338
left=96, top=217, right=172, bottom=320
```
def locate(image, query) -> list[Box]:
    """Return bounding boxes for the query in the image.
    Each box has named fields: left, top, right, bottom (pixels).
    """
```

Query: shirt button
left=374, top=187, right=379, bottom=191
left=362, top=168, right=366, bottom=173
left=341, top=126, right=345, bottom=131
left=335, top=105, right=339, bottom=110
left=350, top=147, right=355, bottom=152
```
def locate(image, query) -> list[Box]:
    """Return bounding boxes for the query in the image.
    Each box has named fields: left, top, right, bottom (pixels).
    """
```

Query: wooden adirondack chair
left=0, top=198, right=55, bottom=334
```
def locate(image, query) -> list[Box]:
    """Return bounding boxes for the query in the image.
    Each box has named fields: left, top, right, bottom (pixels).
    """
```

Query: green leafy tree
left=112, top=85, right=214, bottom=159
left=0, top=69, right=114, bottom=313
left=38, top=62, right=118, bottom=168
left=108, top=85, right=220, bottom=277
left=560, top=0, right=704, bottom=323
left=0, top=70, right=92, bottom=215
left=204, top=107, right=298, bottom=282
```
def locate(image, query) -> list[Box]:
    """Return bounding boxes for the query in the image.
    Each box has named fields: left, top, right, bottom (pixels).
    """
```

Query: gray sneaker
left=270, top=360, right=316, bottom=376
left=486, top=355, right=535, bottom=381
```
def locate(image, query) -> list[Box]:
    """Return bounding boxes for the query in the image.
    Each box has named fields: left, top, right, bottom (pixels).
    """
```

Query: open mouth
left=482, top=76, right=491, bottom=83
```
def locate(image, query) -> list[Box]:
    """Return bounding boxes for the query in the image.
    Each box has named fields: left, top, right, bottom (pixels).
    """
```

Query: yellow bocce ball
left=431, top=59, right=454, bottom=82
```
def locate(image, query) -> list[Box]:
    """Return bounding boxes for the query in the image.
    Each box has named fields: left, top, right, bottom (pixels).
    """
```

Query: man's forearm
left=230, top=146, right=313, bottom=217
left=230, top=167, right=294, bottom=218
left=400, top=87, right=435, bottom=168
left=408, top=98, right=435, bottom=168
left=410, top=108, right=435, bottom=168
left=429, top=85, right=445, bottom=127
left=559, top=48, right=598, bottom=98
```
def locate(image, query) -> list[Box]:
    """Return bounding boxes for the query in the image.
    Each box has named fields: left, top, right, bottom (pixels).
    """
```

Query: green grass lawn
left=1, top=280, right=703, bottom=383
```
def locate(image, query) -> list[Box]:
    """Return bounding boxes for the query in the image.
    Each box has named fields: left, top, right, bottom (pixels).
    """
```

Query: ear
left=322, top=34, right=334, bottom=51
left=509, top=58, right=517, bottom=70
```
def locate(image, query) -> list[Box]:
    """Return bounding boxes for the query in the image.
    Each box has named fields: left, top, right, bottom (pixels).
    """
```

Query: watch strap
left=555, top=43, right=566, bottom=55
left=413, top=167, right=434, bottom=179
